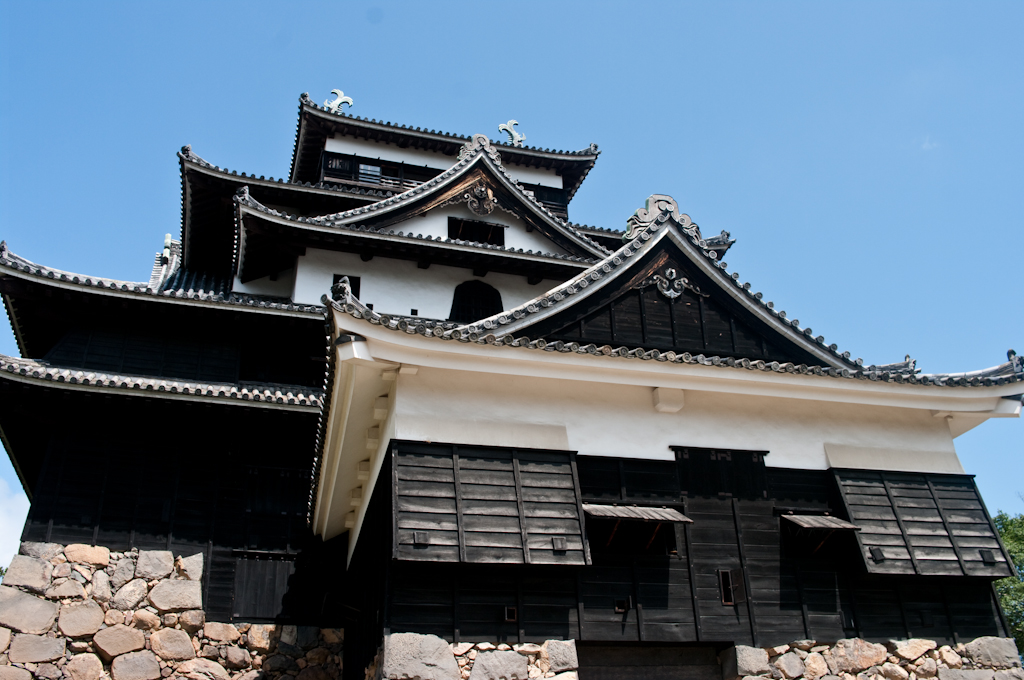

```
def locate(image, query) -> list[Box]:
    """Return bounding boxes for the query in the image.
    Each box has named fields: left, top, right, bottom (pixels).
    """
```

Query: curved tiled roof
left=0, top=242, right=323, bottom=317
left=180, top=146, right=393, bottom=201
left=233, top=189, right=601, bottom=270
left=289, top=94, right=601, bottom=203
left=0, top=354, right=324, bottom=410
left=308, top=134, right=609, bottom=255
left=443, top=195, right=862, bottom=369
left=325, top=290, right=1024, bottom=388
left=321, top=195, right=1024, bottom=389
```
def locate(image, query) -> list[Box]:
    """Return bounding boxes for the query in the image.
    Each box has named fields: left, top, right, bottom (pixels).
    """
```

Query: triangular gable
left=452, top=195, right=862, bottom=370
left=303, top=134, right=609, bottom=259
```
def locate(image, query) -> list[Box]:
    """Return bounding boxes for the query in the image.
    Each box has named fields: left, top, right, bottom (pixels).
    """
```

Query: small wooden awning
left=782, top=514, right=860, bottom=530
left=582, top=504, right=693, bottom=523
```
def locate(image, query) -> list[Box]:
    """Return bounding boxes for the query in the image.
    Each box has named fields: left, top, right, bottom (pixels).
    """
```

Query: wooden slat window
left=393, top=443, right=588, bottom=566
left=833, top=470, right=1013, bottom=578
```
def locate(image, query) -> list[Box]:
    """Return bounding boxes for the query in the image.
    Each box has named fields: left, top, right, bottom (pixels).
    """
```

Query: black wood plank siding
left=834, top=470, right=1012, bottom=578
left=392, top=443, right=587, bottom=566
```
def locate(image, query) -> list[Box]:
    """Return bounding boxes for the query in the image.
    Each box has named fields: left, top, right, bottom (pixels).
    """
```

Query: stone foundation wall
left=724, top=636, right=1022, bottom=680
left=366, top=634, right=579, bottom=680
left=0, top=542, right=343, bottom=680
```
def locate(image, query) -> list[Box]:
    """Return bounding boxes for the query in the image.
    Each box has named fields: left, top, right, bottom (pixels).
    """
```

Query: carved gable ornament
left=640, top=267, right=707, bottom=299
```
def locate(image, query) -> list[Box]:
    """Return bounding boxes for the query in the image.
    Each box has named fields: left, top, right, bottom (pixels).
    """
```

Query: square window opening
left=448, top=217, right=505, bottom=246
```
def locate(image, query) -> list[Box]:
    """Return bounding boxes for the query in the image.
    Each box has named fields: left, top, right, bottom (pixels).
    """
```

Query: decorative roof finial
left=498, top=120, right=526, bottom=147
left=324, top=89, right=353, bottom=114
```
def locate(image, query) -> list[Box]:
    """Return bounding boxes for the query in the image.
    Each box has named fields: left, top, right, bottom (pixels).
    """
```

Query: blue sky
left=1, top=1, right=1021, bottom=564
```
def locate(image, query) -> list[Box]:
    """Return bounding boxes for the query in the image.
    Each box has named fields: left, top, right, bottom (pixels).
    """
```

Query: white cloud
left=922, top=135, right=939, bottom=151
left=0, top=477, right=30, bottom=571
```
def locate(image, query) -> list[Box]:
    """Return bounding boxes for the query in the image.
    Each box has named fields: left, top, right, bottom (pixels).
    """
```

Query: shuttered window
left=834, top=470, right=1013, bottom=577
left=392, top=443, right=589, bottom=566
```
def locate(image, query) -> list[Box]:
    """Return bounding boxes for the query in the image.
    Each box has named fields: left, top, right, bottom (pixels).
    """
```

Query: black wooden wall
left=368, top=446, right=1009, bottom=648
left=6, top=383, right=338, bottom=624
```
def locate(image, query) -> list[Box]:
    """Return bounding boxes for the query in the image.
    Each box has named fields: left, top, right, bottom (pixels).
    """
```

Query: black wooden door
left=576, top=644, right=723, bottom=680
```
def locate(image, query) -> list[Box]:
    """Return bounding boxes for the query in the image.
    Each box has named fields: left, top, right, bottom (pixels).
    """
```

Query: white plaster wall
left=391, top=367, right=961, bottom=473
left=407, top=205, right=568, bottom=255
left=325, top=135, right=564, bottom=189
left=232, top=268, right=296, bottom=297
left=292, top=248, right=561, bottom=317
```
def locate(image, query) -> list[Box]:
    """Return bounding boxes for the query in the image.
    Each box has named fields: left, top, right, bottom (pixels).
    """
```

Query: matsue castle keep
left=0, top=92, right=1021, bottom=680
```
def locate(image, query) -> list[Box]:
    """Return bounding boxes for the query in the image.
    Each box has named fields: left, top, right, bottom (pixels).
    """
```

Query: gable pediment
left=523, top=240, right=821, bottom=365
left=456, top=195, right=860, bottom=370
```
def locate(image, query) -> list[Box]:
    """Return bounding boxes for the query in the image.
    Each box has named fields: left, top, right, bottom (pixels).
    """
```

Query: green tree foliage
left=994, top=511, right=1024, bottom=650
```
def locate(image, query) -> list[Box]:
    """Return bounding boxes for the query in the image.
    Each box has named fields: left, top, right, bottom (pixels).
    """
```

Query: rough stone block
left=775, top=652, right=805, bottom=679
left=19, top=542, right=63, bottom=561
left=320, top=628, right=342, bottom=645
left=204, top=622, right=240, bottom=643
left=938, top=671, right=995, bottom=680
left=0, top=586, right=59, bottom=634
left=892, top=640, right=938, bottom=663
left=177, top=554, right=204, bottom=581
left=3, top=556, right=53, bottom=593
left=296, top=668, right=331, bottom=680
left=306, top=648, right=331, bottom=665
left=791, top=640, right=818, bottom=652
left=724, top=646, right=772, bottom=680
left=176, top=658, right=230, bottom=680
left=179, top=610, right=205, bottom=635
left=224, top=646, right=252, bottom=669
left=150, top=628, right=196, bottom=661
left=296, top=626, right=319, bottom=649
left=66, top=653, right=104, bottom=680
left=918, top=658, right=939, bottom=677
left=110, top=560, right=136, bottom=591
left=263, top=655, right=299, bottom=672
left=111, top=650, right=161, bottom=680
left=381, top=632, right=461, bottom=680
left=940, top=647, right=964, bottom=669
left=826, top=639, right=888, bottom=674
left=245, top=623, right=275, bottom=653
left=882, top=662, right=910, bottom=680
left=90, top=570, right=111, bottom=603
left=0, top=667, right=32, bottom=680
left=147, top=580, right=202, bottom=612
left=58, top=600, right=104, bottom=637
left=964, top=638, right=1022, bottom=669
left=804, top=652, right=829, bottom=680
left=8, top=634, right=65, bottom=663
left=111, top=579, right=149, bottom=610
left=93, top=624, right=146, bottom=660
left=134, top=551, right=173, bottom=580
left=995, top=672, right=1024, bottom=680
left=131, top=609, right=160, bottom=630
left=44, top=579, right=87, bottom=599
left=469, top=650, right=529, bottom=680
left=0, top=626, right=10, bottom=653
left=452, top=643, right=475, bottom=656
left=63, top=545, right=109, bottom=568
left=543, top=640, right=578, bottom=674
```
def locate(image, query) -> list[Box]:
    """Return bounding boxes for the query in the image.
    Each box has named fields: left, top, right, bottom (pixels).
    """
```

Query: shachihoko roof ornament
left=323, top=89, right=353, bottom=114
left=498, top=120, right=526, bottom=147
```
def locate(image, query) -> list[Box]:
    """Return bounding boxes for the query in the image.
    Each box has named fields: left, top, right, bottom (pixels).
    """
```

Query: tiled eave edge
left=233, top=196, right=599, bottom=274
left=0, top=355, right=324, bottom=411
left=283, top=133, right=610, bottom=258
left=180, top=147, right=391, bottom=203
left=327, top=293, right=1024, bottom=389
left=0, top=243, right=323, bottom=319
left=288, top=95, right=600, bottom=201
